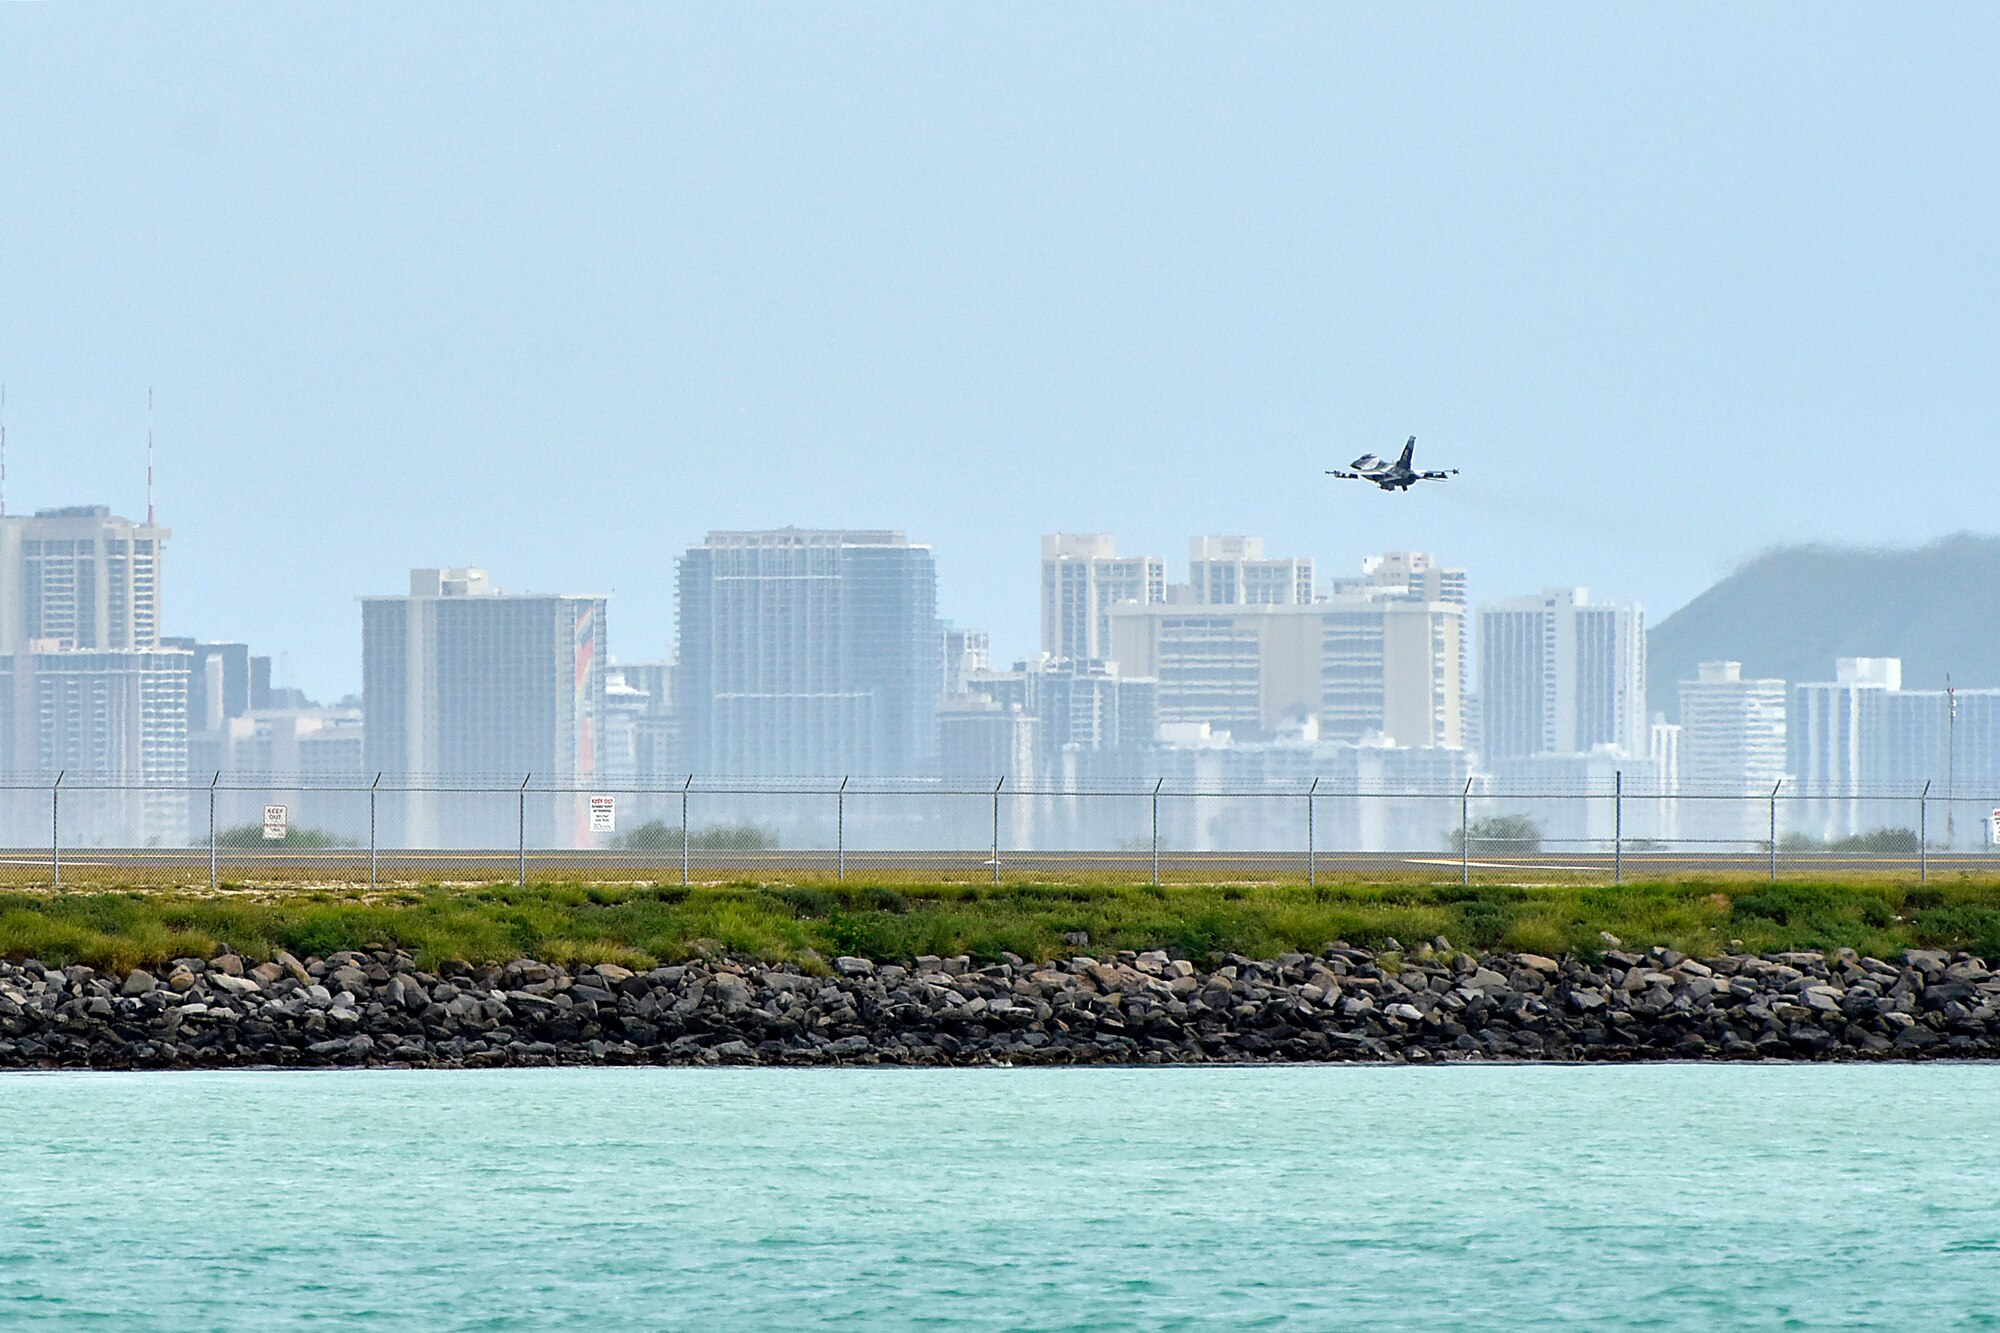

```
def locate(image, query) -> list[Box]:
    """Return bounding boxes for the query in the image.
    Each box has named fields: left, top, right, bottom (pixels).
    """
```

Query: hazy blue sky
left=4, top=6, right=1996, bottom=700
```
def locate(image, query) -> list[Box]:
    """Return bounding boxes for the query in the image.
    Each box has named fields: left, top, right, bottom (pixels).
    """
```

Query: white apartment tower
left=1479, top=588, right=1646, bottom=762
left=1108, top=596, right=1463, bottom=749
left=1679, top=661, right=1788, bottom=845
left=1330, top=552, right=1468, bottom=606
left=1187, top=537, right=1314, bottom=607
left=362, top=568, right=607, bottom=844
left=1790, top=658, right=1901, bottom=838
left=0, top=507, right=184, bottom=844
left=0, top=647, right=191, bottom=844
left=0, top=506, right=168, bottom=653
left=1040, top=534, right=1166, bottom=663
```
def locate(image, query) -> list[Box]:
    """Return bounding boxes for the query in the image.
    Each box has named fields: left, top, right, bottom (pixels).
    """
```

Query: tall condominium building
left=1783, top=657, right=2000, bottom=843
left=0, top=646, right=191, bottom=845
left=0, top=646, right=190, bottom=778
left=160, top=639, right=254, bottom=734
left=1678, top=662, right=1787, bottom=845
left=1039, top=534, right=1166, bottom=663
left=677, top=530, right=940, bottom=776
left=0, top=506, right=168, bottom=653
left=968, top=657, right=1158, bottom=767
left=942, top=624, right=990, bottom=696
left=206, top=705, right=365, bottom=779
left=361, top=568, right=607, bottom=833
left=1790, top=658, right=1901, bottom=838
left=1187, top=537, right=1314, bottom=607
left=1649, top=716, right=1682, bottom=794
left=601, top=662, right=675, bottom=785
left=1328, top=551, right=1468, bottom=606
left=937, top=695, right=1038, bottom=783
left=1107, top=596, right=1463, bottom=749
left=1479, top=589, right=1646, bottom=762
left=1866, top=688, right=2000, bottom=801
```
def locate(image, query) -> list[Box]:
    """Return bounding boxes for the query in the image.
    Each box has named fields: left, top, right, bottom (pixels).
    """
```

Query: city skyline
left=1, top=495, right=1597, bottom=703
left=9, top=8, right=1997, bottom=705
left=4, top=492, right=1997, bottom=863
left=20, top=439, right=2000, bottom=705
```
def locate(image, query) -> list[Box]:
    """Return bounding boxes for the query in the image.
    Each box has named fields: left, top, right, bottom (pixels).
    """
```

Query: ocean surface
left=1, top=1065, right=1996, bottom=1330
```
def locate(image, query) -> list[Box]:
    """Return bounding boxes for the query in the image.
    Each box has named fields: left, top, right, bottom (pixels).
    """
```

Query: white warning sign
left=263, top=805, right=289, bottom=841
left=589, top=795, right=616, bottom=834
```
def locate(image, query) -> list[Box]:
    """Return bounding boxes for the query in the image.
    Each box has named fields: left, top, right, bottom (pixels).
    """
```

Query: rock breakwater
left=1, top=941, right=1997, bottom=1068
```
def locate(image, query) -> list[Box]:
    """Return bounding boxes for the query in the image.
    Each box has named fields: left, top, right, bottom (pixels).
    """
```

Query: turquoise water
left=2, top=1067, right=1997, bottom=1329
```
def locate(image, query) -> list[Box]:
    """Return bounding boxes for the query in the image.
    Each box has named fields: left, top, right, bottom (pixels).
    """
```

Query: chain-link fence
left=3, top=775, right=1997, bottom=889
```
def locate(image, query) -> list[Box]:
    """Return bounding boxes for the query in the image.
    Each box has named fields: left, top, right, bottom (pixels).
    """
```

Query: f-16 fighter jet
left=1326, top=437, right=1457, bottom=491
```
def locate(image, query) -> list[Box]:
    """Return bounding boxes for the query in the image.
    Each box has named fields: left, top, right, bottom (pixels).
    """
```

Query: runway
left=6, top=847, right=1995, bottom=883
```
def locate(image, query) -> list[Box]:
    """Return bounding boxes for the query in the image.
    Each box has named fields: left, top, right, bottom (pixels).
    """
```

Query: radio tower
left=1946, top=674, right=1957, bottom=847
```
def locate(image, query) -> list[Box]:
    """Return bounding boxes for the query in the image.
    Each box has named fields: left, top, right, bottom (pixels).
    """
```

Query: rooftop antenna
left=1, top=383, right=8, bottom=519
left=146, top=386, right=155, bottom=526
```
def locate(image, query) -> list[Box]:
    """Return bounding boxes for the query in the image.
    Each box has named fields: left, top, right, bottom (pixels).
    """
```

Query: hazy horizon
left=7, top=6, right=1997, bottom=700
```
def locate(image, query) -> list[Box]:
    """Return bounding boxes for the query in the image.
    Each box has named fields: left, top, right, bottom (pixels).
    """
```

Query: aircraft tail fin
left=1397, top=436, right=1416, bottom=469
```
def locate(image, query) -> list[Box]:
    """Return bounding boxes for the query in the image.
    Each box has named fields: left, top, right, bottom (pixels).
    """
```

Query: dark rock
left=0, top=941, right=1993, bottom=1069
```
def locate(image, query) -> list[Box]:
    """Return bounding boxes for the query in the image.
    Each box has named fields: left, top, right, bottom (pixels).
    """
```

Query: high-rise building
left=0, top=646, right=190, bottom=844
left=1649, top=716, right=1682, bottom=794
left=601, top=662, right=676, bottom=784
left=1187, top=537, right=1314, bottom=607
left=1859, top=684, right=2000, bottom=845
left=942, top=624, right=990, bottom=696
left=160, top=639, right=253, bottom=734
left=1107, top=596, right=1463, bottom=749
left=1780, top=657, right=2000, bottom=844
left=676, top=530, right=940, bottom=776
left=362, top=568, right=606, bottom=842
left=0, top=506, right=168, bottom=653
left=1328, top=551, right=1468, bottom=606
left=937, top=695, right=1037, bottom=782
left=962, top=656, right=1158, bottom=781
left=1040, top=534, right=1166, bottom=663
left=1790, top=658, right=1902, bottom=838
left=1479, top=589, right=1646, bottom=762
left=205, top=705, right=364, bottom=780
left=1678, top=661, right=1787, bottom=845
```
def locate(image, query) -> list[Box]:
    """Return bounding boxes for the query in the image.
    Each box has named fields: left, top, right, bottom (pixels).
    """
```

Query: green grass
left=3, top=876, right=2000, bottom=972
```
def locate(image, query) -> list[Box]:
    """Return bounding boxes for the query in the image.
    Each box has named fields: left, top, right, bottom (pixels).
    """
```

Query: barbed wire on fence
left=1, top=770, right=1994, bottom=893
left=0, top=771, right=1991, bottom=799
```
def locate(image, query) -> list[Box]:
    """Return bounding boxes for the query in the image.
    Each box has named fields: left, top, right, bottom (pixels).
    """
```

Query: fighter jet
left=1326, top=436, right=1457, bottom=491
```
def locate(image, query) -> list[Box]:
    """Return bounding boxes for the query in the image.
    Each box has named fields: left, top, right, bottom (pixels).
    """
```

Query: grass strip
left=2, top=877, right=2000, bottom=973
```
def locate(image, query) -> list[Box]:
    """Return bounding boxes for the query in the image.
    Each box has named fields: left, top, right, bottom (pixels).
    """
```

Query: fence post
left=1613, top=770, right=1623, bottom=886
left=1768, top=780, right=1782, bottom=884
left=1307, top=777, right=1319, bottom=889
left=681, top=774, right=692, bottom=887
left=1919, top=780, right=1930, bottom=884
left=837, top=776, right=847, bottom=883
left=369, top=773, right=382, bottom=889
left=1460, top=776, right=1472, bottom=887
left=518, top=774, right=531, bottom=891
left=1150, top=778, right=1162, bottom=887
left=991, top=776, right=1005, bottom=887
left=209, top=771, right=220, bottom=892
left=51, top=771, right=63, bottom=889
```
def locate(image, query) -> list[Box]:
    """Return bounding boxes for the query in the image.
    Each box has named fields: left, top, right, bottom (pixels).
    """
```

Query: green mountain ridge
left=1647, top=533, right=2000, bottom=720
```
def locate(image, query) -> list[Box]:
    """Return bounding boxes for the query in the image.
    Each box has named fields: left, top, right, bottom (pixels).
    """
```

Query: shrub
left=215, top=823, right=351, bottom=850
left=615, top=820, right=780, bottom=851
left=1448, top=815, right=1543, bottom=855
